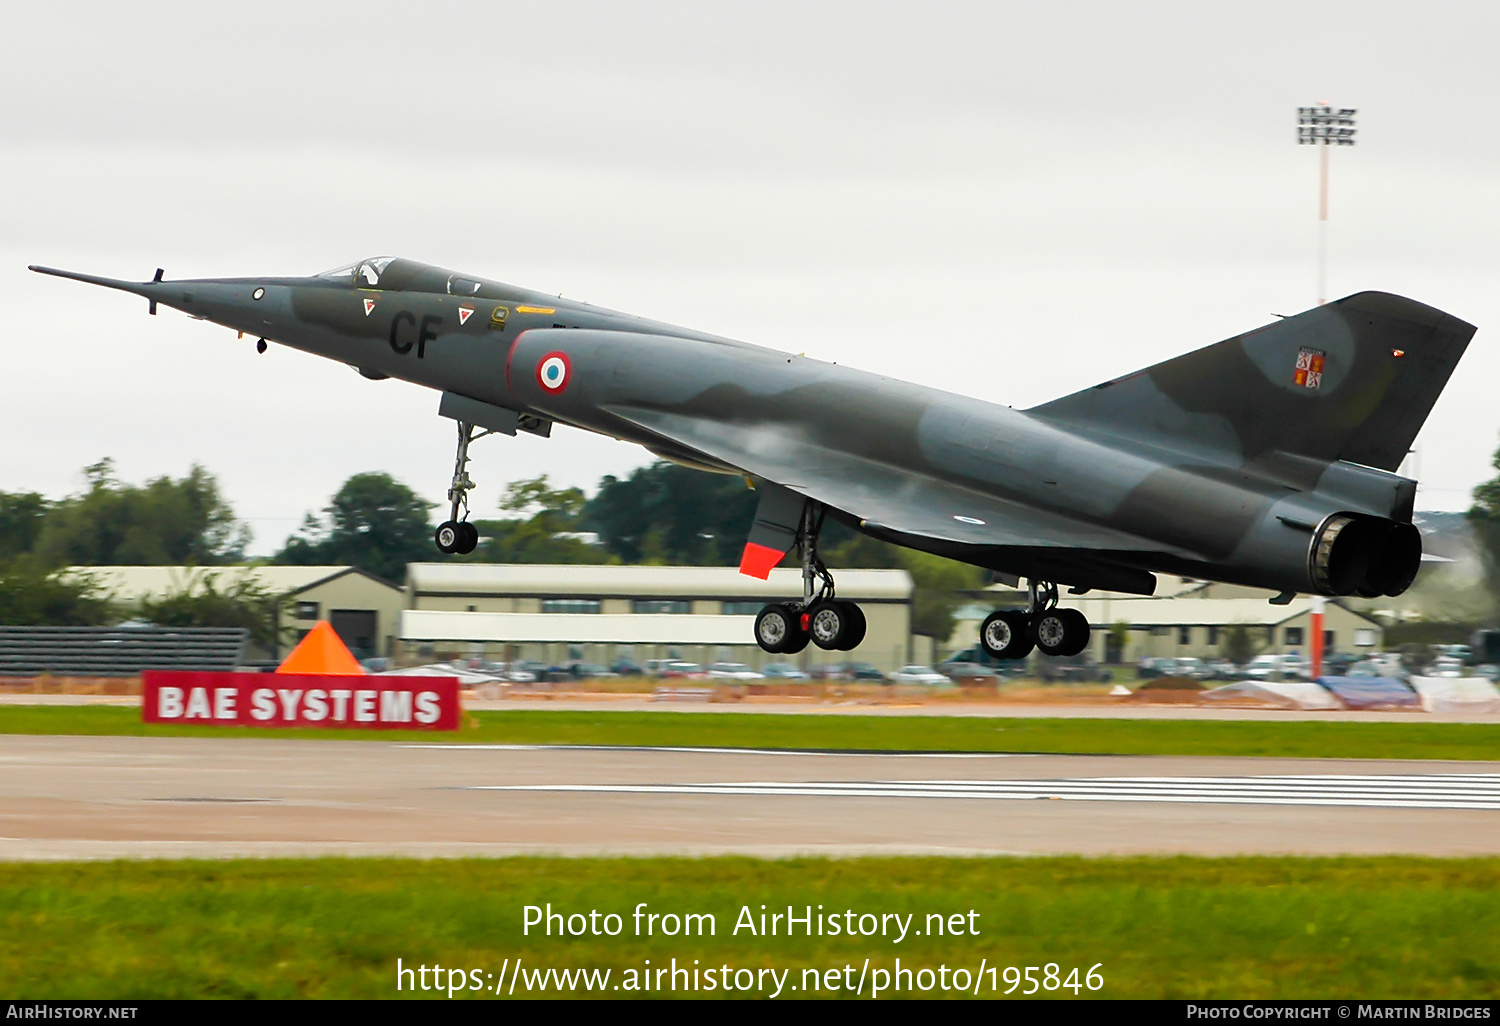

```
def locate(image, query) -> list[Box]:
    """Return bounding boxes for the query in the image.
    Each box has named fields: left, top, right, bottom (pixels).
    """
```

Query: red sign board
left=142, top=671, right=460, bottom=731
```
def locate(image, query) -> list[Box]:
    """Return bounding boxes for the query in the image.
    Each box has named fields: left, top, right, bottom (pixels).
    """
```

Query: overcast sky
left=3, top=1, right=1497, bottom=555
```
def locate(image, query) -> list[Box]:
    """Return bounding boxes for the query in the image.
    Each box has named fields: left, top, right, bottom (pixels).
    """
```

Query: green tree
left=1221, top=622, right=1259, bottom=666
left=0, top=559, right=114, bottom=625
left=35, top=459, right=249, bottom=566
left=276, top=472, right=434, bottom=583
left=137, top=570, right=289, bottom=650
left=583, top=463, right=759, bottom=565
left=470, top=476, right=614, bottom=564
left=0, top=492, right=48, bottom=560
left=1469, top=439, right=1500, bottom=603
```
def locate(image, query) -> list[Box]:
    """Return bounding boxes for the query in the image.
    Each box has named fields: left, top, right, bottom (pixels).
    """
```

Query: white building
left=400, top=564, right=920, bottom=672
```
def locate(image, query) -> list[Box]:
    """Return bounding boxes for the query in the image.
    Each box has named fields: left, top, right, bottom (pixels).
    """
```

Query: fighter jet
left=29, top=257, right=1475, bottom=659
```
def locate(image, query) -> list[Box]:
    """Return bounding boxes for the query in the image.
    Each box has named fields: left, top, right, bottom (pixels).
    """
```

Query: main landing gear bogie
left=752, top=501, right=869, bottom=655
left=755, top=598, right=866, bottom=654
left=980, top=581, right=1091, bottom=660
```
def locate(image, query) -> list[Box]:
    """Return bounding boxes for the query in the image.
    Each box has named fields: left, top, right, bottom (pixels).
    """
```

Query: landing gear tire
left=981, top=609, right=1034, bottom=660
left=1032, top=607, right=1090, bottom=657
left=808, top=600, right=858, bottom=651
left=454, top=521, right=479, bottom=554
left=836, top=601, right=866, bottom=650
left=755, top=603, right=807, bottom=654
left=434, top=521, right=461, bottom=555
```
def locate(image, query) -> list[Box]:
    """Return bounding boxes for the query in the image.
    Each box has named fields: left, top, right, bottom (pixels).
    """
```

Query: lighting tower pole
left=1297, top=104, right=1357, bottom=305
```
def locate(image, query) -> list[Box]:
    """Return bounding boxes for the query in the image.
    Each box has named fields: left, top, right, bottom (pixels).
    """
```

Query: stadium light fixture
left=1297, top=105, right=1357, bottom=305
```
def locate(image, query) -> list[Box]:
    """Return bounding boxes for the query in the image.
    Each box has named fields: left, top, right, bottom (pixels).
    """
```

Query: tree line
left=0, top=459, right=983, bottom=640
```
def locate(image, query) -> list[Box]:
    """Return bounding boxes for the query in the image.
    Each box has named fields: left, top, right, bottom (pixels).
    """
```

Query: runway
left=476, top=770, right=1500, bottom=810
left=0, top=734, right=1496, bottom=860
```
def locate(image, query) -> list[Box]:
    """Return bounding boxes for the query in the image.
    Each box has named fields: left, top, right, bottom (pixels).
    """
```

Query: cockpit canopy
left=314, top=257, right=485, bottom=299
left=318, top=256, right=396, bottom=287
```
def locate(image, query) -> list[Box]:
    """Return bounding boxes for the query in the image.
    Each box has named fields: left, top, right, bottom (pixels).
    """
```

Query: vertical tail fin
left=1029, top=292, right=1475, bottom=472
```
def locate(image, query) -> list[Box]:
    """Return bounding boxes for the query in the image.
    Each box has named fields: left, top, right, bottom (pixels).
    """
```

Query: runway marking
left=469, top=773, right=1500, bottom=810
left=405, top=744, right=1029, bottom=759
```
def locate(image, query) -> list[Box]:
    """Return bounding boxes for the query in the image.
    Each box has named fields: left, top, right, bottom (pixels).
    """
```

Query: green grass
left=1, top=856, right=1497, bottom=999
left=2, top=705, right=1498, bottom=760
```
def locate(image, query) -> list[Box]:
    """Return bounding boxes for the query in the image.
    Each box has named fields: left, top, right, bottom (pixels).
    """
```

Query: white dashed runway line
left=470, top=773, right=1500, bottom=810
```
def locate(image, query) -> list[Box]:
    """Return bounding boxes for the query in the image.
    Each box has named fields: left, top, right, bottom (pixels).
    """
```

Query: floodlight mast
left=1298, top=104, right=1357, bottom=305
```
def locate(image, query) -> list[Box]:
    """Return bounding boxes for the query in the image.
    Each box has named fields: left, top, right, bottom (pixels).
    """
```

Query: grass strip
left=1, top=855, right=1497, bottom=999
left=1, top=705, right=1498, bottom=760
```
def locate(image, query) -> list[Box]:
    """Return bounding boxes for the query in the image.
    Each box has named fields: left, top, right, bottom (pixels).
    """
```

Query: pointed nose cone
left=28, top=265, right=178, bottom=314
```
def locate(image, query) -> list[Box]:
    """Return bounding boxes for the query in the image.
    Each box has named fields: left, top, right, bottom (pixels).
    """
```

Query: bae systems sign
left=142, top=671, right=461, bottom=731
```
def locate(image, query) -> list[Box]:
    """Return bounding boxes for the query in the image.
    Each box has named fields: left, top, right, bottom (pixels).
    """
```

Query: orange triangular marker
left=277, top=621, right=365, bottom=675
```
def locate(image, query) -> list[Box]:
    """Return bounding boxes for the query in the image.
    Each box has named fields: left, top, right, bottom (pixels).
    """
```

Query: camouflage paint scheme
left=30, top=257, right=1476, bottom=599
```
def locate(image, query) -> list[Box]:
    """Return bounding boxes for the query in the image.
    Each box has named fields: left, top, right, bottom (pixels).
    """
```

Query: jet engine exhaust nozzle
left=1311, top=514, right=1422, bottom=598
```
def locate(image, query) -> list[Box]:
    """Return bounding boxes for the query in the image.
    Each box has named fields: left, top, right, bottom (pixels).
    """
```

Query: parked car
left=1036, top=653, right=1111, bottom=683
left=1245, top=653, right=1310, bottom=681
left=707, top=662, right=764, bottom=681
left=610, top=658, right=644, bottom=677
left=940, top=647, right=1025, bottom=679
left=1203, top=658, right=1242, bottom=681
left=1136, top=656, right=1170, bottom=679
left=502, top=661, right=538, bottom=683
left=659, top=661, right=707, bottom=680
left=1425, top=656, right=1465, bottom=678
left=890, top=665, right=952, bottom=685
left=1168, top=657, right=1209, bottom=680
left=760, top=662, right=811, bottom=681
left=565, top=662, right=617, bottom=680
left=810, top=661, right=888, bottom=682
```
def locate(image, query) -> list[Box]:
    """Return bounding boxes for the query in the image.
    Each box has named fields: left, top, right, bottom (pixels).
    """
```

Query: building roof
left=63, top=565, right=402, bottom=602
left=405, top=564, right=913, bottom=600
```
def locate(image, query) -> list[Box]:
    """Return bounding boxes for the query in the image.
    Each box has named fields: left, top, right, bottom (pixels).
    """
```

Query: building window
left=722, top=601, right=763, bottom=615
left=541, top=599, right=601, bottom=614
left=632, top=600, right=691, bottom=614
left=1177, top=626, right=1191, bottom=645
left=1207, top=626, right=1219, bottom=645
left=1355, top=628, right=1376, bottom=647
left=1324, top=630, right=1335, bottom=651
left=1151, top=626, right=1169, bottom=637
left=294, top=601, right=320, bottom=621
left=1284, top=627, right=1304, bottom=647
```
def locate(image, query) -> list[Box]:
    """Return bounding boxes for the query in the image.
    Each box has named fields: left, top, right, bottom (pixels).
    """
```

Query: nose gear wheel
left=433, top=419, right=496, bottom=555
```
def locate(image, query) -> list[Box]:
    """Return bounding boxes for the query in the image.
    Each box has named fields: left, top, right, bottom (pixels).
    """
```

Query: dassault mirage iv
left=30, top=258, right=1475, bottom=660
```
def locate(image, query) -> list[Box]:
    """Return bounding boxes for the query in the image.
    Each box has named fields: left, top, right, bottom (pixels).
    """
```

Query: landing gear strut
left=753, top=502, right=867, bottom=654
left=433, top=420, right=495, bottom=555
left=980, top=579, right=1090, bottom=660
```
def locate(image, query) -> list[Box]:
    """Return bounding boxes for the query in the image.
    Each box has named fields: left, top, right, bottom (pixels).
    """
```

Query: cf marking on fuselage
left=389, top=312, right=442, bottom=358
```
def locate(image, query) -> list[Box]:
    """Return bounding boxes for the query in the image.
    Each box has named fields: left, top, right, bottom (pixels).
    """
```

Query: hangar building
left=399, top=563, right=919, bottom=672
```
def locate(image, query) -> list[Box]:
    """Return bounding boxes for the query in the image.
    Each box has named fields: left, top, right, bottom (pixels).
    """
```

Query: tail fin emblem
left=1294, top=346, right=1325, bottom=389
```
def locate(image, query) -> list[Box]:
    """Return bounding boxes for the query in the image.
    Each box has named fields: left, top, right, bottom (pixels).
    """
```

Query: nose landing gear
left=753, top=502, right=867, bottom=654
left=980, top=580, right=1091, bottom=660
left=433, top=420, right=495, bottom=555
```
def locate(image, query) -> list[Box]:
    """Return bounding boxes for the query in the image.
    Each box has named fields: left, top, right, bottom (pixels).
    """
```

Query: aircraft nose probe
left=27, top=264, right=173, bottom=317
left=28, top=264, right=270, bottom=350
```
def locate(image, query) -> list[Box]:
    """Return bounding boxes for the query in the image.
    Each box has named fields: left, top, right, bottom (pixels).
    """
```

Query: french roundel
left=536, top=352, right=571, bottom=394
